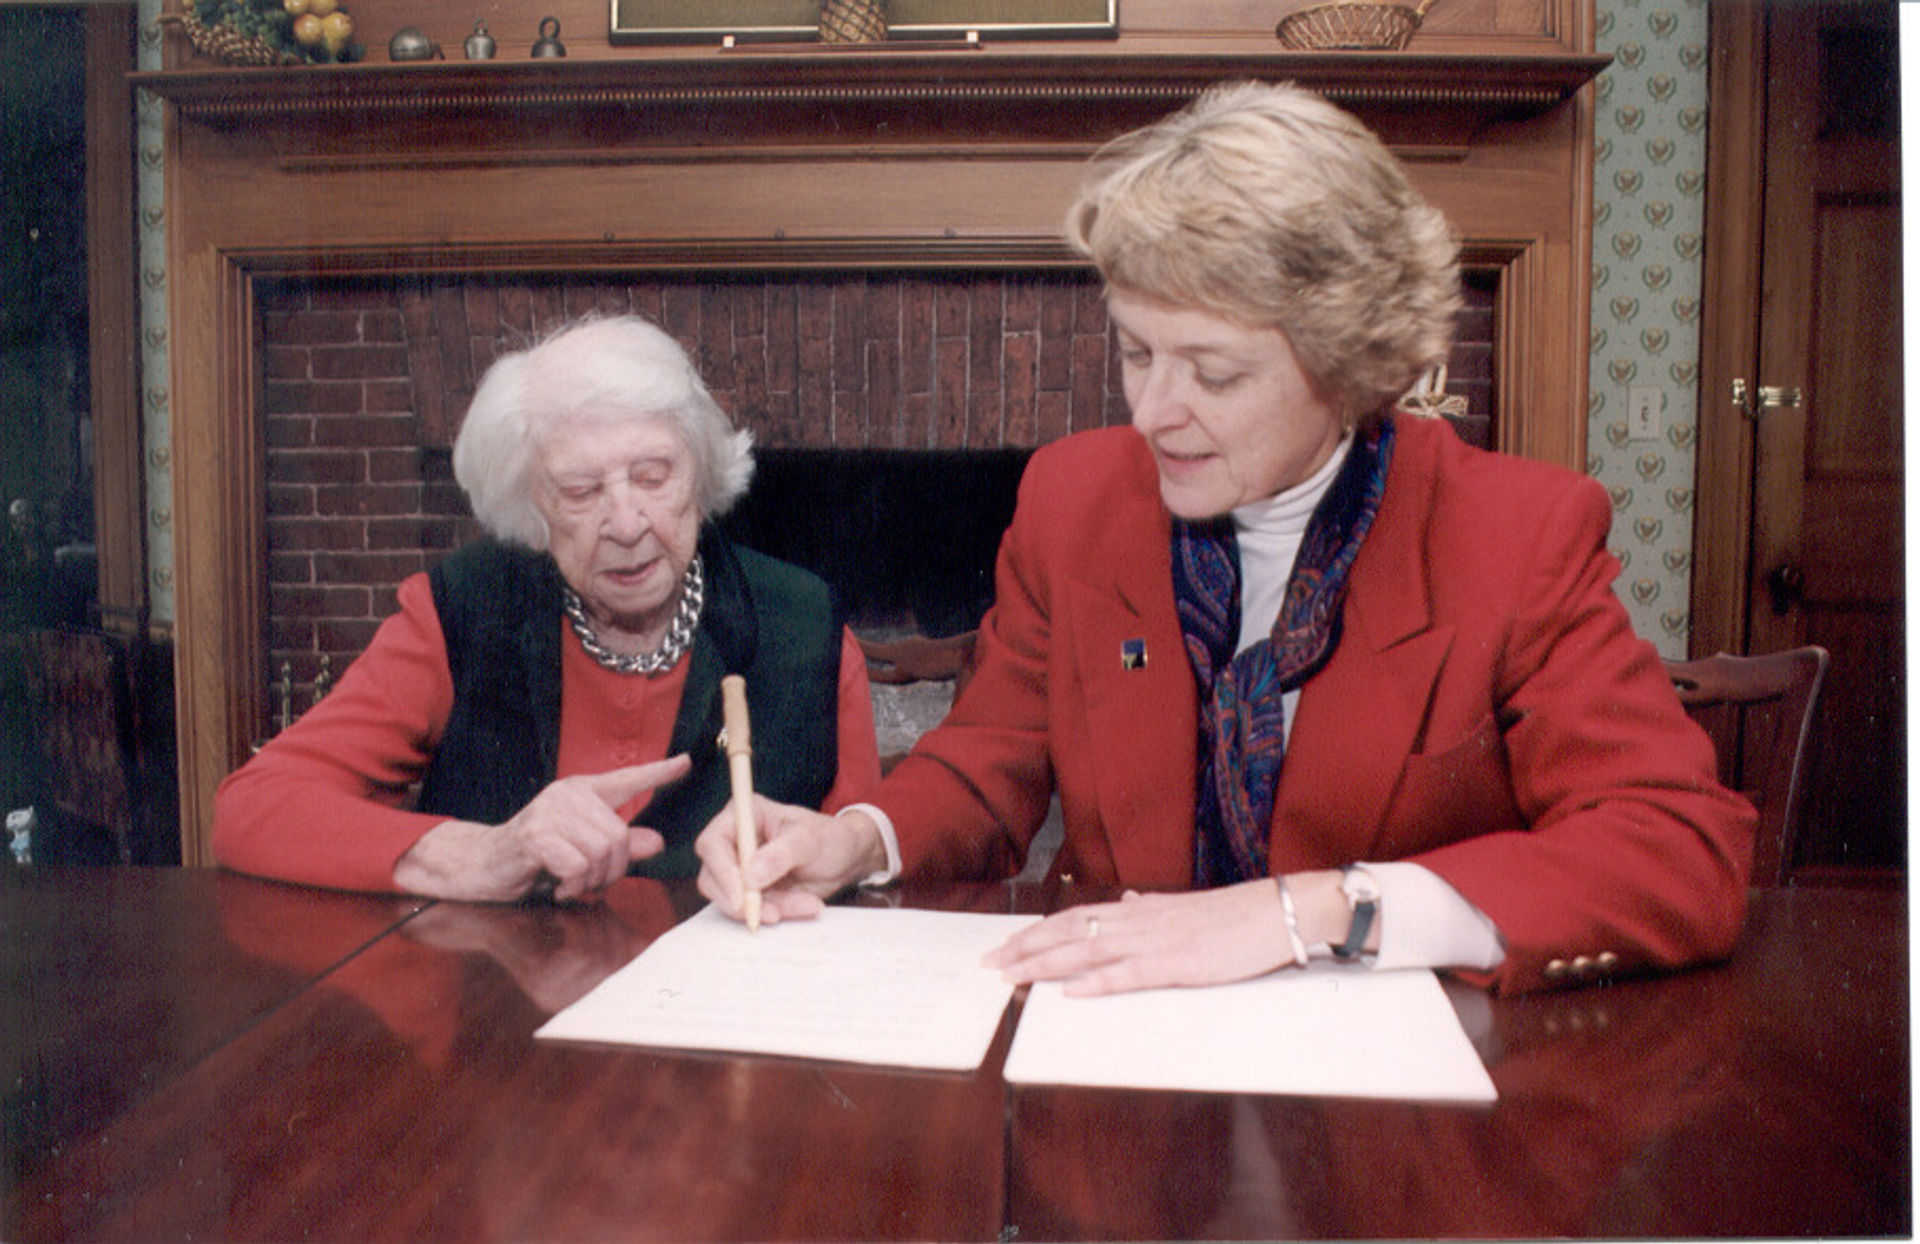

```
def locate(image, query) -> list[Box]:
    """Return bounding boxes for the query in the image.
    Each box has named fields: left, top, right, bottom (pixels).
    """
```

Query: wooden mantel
left=139, top=50, right=1607, bottom=113
left=137, top=40, right=1604, bottom=864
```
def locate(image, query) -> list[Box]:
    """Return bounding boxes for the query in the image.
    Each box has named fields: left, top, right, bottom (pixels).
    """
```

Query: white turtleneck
left=1229, top=433, right=1352, bottom=743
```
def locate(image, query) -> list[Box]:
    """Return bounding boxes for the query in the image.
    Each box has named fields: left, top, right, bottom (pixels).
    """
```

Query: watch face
left=1341, top=868, right=1382, bottom=905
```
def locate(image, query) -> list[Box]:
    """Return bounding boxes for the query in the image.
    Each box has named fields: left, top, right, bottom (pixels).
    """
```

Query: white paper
left=535, top=905, right=1038, bottom=1072
left=1003, top=962, right=1498, bottom=1103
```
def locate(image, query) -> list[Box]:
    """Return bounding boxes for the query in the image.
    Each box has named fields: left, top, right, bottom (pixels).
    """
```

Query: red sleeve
left=211, top=573, right=457, bottom=893
left=1412, top=479, right=1755, bottom=992
left=821, top=626, right=882, bottom=812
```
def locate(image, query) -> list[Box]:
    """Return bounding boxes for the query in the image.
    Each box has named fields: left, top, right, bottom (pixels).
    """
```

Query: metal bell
left=463, top=19, right=495, bottom=59
left=530, top=16, right=566, bottom=57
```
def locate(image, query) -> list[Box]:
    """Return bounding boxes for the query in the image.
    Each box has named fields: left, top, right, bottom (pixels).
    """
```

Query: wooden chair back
left=21, top=627, right=141, bottom=862
left=857, top=630, right=979, bottom=774
left=1666, top=646, right=1829, bottom=887
left=858, top=631, right=979, bottom=690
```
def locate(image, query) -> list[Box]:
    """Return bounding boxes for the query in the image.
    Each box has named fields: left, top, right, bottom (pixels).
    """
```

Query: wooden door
left=1695, top=0, right=1902, bottom=880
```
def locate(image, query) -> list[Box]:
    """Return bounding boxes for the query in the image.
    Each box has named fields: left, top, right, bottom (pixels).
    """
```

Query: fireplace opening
left=716, top=446, right=1030, bottom=758
left=718, top=446, right=1031, bottom=639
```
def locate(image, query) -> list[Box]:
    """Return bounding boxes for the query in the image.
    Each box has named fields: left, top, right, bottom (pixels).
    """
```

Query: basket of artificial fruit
left=157, top=0, right=362, bottom=65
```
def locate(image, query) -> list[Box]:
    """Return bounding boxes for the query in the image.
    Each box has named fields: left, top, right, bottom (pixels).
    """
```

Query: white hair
left=452, top=314, right=754, bottom=549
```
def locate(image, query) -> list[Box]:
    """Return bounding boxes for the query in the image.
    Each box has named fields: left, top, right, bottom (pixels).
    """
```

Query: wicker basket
left=156, top=10, right=303, bottom=65
left=819, top=0, right=887, bottom=43
left=1275, top=0, right=1434, bottom=51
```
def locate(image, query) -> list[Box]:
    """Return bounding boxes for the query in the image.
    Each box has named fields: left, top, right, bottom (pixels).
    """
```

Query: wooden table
left=3, top=869, right=1908, bottom=1240
left=2, top=867, right=425, bottom=1200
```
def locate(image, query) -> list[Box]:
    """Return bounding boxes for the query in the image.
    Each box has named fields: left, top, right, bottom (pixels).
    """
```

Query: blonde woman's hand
left=694, top=797, right=888, bottom=925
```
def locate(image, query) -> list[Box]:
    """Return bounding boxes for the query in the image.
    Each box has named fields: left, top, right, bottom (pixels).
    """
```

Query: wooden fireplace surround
left=139, top=6, right=1603, bottom=864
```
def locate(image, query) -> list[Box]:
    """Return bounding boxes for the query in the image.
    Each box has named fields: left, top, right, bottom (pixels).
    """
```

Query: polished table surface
left=3, top=867, right=1908, bottom=1240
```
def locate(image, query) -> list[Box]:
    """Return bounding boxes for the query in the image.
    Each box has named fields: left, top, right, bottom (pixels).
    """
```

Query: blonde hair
left=452, top=314, right=754, bottom=549
left=1064, top=80, right=1462, bottom=414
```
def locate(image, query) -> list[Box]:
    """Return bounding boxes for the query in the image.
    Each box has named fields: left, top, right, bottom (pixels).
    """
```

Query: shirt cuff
left=840, top=802, right=902, bottom=886
left=1359, top=861, right=1507, bottom=973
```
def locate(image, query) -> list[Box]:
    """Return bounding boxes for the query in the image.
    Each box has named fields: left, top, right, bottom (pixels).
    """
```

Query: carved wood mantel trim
left=142, top=49, right=1603, bottom=864
left=136, top=52, right=1607, bottom=121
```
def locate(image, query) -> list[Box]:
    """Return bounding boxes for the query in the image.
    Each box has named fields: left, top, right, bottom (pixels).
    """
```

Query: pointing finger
left=587, top=755, right=692, bottom=810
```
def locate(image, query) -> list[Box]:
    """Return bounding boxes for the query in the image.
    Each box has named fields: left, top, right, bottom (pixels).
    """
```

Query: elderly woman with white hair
left=696, top=82, right=1754, bottom=996
left=214, top=314, right=881, bottom=902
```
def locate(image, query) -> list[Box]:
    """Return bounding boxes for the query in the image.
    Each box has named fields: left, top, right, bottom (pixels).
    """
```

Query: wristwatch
left=1333, top=866, right=1380, bottom=960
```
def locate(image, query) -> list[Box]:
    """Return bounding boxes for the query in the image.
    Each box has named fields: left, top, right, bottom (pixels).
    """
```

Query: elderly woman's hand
left=694, top=796, right=889, bottom=925
left=983, top=881, right=1316, bottom=996
left=393, top=755, right=692, bottom=903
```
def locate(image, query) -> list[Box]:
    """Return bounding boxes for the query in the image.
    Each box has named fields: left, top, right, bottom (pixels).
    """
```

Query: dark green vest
left=417, top=528, right=842, bottom=879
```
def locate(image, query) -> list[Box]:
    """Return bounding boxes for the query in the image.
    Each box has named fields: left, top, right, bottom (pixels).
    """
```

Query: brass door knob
left=1733, top=378, right=1805, bottom=420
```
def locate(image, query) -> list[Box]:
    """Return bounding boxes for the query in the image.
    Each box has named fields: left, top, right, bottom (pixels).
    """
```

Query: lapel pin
left=1121, top=638, right=1148, bottom=670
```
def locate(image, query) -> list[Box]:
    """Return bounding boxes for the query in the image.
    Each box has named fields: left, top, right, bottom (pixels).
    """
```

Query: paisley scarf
left=1173, top=419, right=1396, bottom=887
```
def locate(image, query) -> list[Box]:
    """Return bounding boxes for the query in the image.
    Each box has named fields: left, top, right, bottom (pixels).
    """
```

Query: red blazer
left=881, top=416, right=1754, bottom=994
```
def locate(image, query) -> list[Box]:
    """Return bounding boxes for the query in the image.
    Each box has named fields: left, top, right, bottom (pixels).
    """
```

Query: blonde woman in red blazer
left=696, top=82, right=1754, bottom=996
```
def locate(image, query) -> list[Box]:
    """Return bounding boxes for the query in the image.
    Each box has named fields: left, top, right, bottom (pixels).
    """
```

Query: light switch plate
left=1628, top=386, right=1662, bottom=442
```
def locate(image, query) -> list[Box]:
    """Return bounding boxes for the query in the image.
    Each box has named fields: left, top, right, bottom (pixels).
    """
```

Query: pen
left=719, top=674, right=761, bottom=932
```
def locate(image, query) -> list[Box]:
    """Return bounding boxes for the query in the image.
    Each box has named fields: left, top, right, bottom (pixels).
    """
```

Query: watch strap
left=1333, top=867, right=1378, bottom=960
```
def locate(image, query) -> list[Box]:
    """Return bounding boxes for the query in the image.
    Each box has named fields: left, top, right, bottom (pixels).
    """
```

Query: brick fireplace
left=257, top=270, right=1496, bottom=710
left=139, top=33, right=1602, bottom=861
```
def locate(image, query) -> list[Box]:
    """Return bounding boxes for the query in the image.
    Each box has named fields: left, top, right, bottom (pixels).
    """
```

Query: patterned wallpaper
left=132, top=0, right=1714, bottom=655
left=1587, top=0, right=1710, bottom=658
left=136, top=0, right=175, bottom=626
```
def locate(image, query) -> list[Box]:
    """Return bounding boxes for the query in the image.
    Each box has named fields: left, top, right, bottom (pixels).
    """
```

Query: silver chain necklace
left=562, top=554, right=704, bottom=676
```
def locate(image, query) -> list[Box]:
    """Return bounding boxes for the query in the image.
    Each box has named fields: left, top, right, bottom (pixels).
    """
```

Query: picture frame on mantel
left=610, top=0, right=1116, bottom=43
